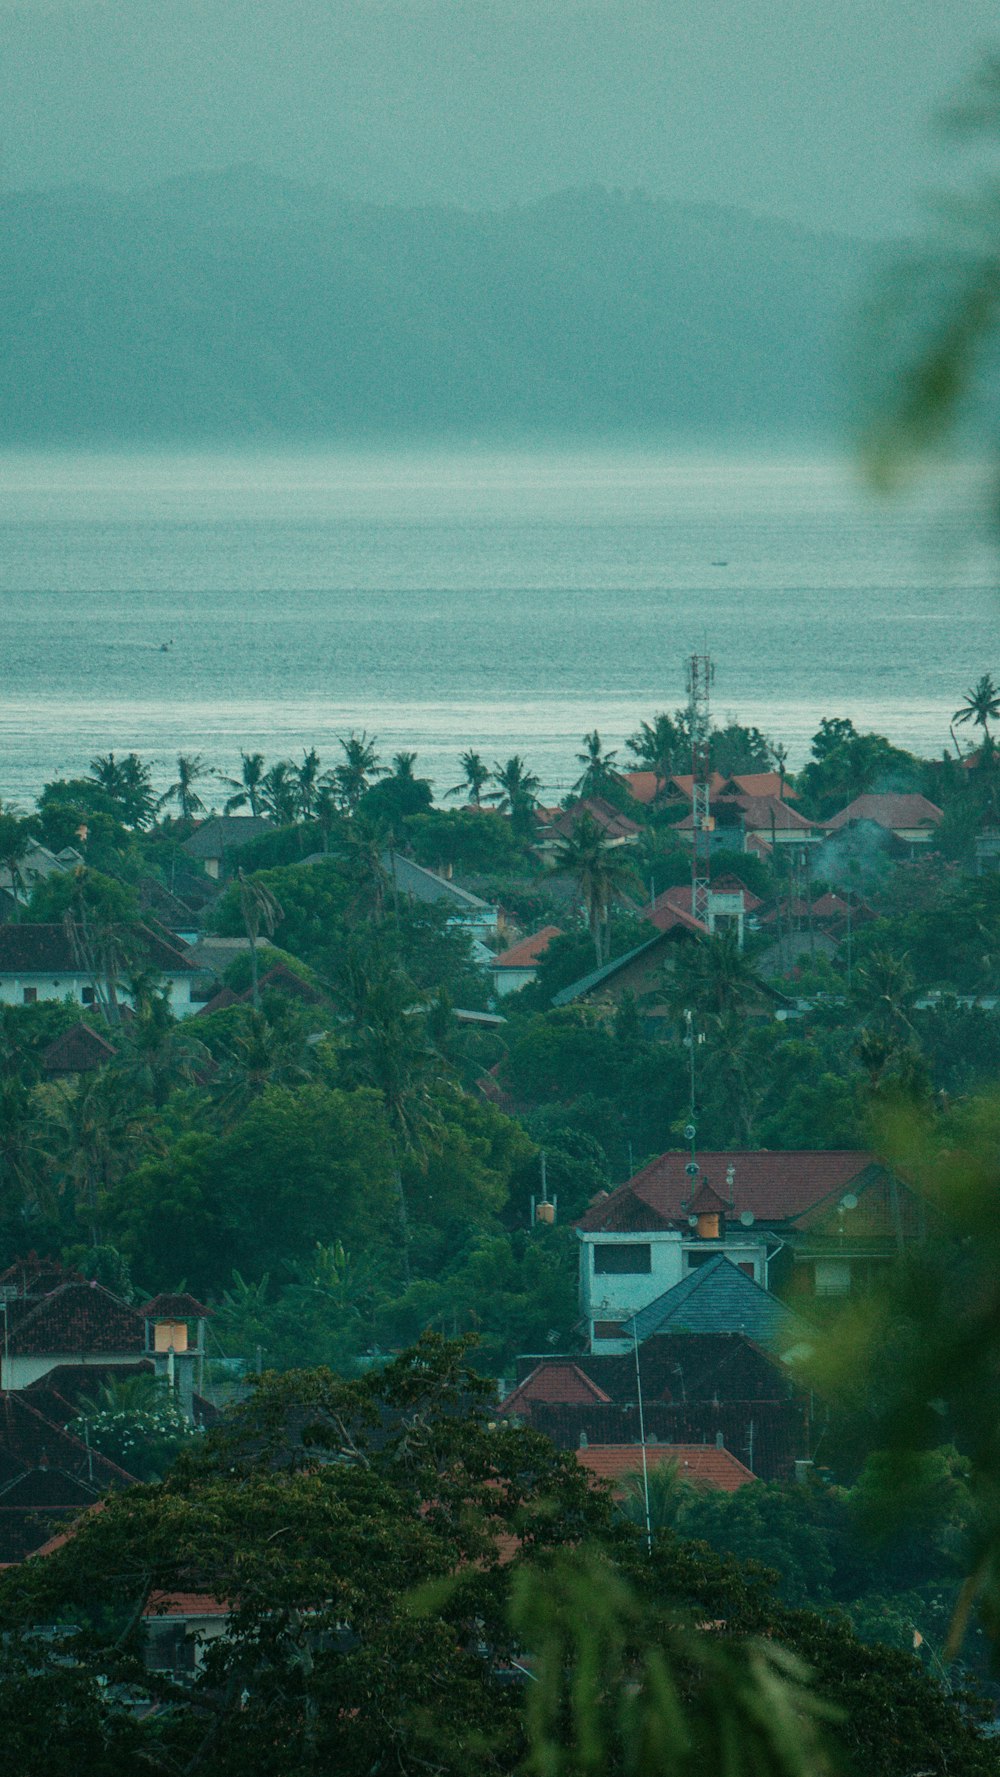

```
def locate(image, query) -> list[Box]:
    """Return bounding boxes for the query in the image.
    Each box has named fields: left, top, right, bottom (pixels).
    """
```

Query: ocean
left=0, top=447, right=995, bottom=808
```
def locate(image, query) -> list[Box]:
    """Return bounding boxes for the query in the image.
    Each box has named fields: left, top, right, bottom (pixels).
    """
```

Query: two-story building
left=576, top=1149, right=924, bottom=1352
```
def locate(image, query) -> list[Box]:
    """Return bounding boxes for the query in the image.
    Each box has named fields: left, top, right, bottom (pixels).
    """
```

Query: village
left=0, top=665, right=999, bottom=1770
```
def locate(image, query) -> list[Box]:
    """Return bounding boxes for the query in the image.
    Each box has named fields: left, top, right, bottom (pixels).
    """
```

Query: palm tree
left=553, top=813, right=637, bottom=966
left=47, top=1071, right=159, bottom=1245
left=296, top=748, right=322, bottom=820
left=89, top=752, right=157, bottom=828
left=260, top=761, right=300, bottom=826
left=115, top=997, right=210, bottom=1110
left=158, top=754, right=208, bottom=822
left=0, top=812, right=32, bottom=919
left=573, top=730, right=621, bottom=799
left=220, top=751, right=267, bottom=816
left=667, top=929, right=766, bottom=1022
left=447, top=750, right=491, bottom=806
left=627, top=712, right=686, bottom=792
left=335, top=731, right=385, bottom=811
left=348, top=976, right=443, bottom=1285
left=954, top=674, right=1000, bottom=744
left=339, top=817, right=391, bottom=924
left=214, top=1008, right=312, bottom=1122
left=852, top=948, right=916, bottom=1040
left=391, top=751, right=419, bottom=781
left=237, top=868, right=284, bottom=1009
left=488, top=755, right=542, bottom=842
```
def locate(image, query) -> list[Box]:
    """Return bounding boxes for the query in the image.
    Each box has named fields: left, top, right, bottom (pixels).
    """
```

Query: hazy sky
left=3, top=0, right=998, bottom=234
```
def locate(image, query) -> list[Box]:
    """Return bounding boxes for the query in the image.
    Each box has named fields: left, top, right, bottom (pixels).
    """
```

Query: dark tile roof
left=140, top=1293, right=210, bottom=1320
left=183, top=816, right=272, bottom=859
left=0, top=1255, right=84, bottom=1298
left=623, top=1257, right=808, bottom=1349
left=551, top=927, right=697, bottom=1007
left=511, top=1333, right=799, bottom=1407
left=0, top=923, right=198, bottom=975
left=545, top=798, right=641, bottom=842
left=41, top=1021, right=117, bottom=1076
left=238, top=963, right=326, bottom=1005
left=385, top=852, right=494, bottom=914
left=6, top=1282, right=145, bottom=1357
left=576, top=1150, right=879, bottom=1232
left=0, top=1394, right=135, bottom=1488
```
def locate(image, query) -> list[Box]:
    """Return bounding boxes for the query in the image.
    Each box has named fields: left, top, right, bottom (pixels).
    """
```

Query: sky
left=3, top=0, right=999, bottom=236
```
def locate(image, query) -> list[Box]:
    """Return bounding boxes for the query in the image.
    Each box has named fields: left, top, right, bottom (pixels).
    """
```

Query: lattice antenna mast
left=686, top=651, right=714, bottom=924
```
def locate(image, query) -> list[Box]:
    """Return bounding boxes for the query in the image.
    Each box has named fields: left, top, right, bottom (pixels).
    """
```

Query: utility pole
left=686, top=652, right=713, bottom=925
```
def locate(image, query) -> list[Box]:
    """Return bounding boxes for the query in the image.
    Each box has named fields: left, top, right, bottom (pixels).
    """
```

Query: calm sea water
left=0, top=448, right=996, bottom=807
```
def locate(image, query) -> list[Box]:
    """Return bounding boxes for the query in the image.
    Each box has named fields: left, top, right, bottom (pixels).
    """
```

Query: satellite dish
left=740, top=1210, right=755, bottom=1227
left=684, top=1161, right=699, bottom=1177
left=684, top=1124, right=696, bottom=1142
left=840, top=1193, right=858, bottom=1211
left=688, top=1215, right=699, bottom=1228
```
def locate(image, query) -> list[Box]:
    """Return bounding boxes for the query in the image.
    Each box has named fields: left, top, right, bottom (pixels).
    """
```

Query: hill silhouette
left=0, top=168, right=872, bottom=444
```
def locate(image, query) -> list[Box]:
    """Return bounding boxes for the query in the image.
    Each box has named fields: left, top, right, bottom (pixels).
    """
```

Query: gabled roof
left=240, top=963, right=326, bottom=1005
left=688, top=795, right=813, bottom=833
left=0, top=923, right=198, bottom=975
left=623, top=772, right=664, bottom=805
left=40, top=1021, right=117, bottom=1076
left=0, top=1393, right=135, bottom=1488
left=576, top=1150, right=878, bottom=1232
left=667, top=773, right=728, bottom=801
left=645, top=885, right=711, bottom=935
left=577, top=1441, right=756, bottom=1491
left=385, top=852, right=494, bottom=914
left=551, top=928, right=695, bottom=1007
left=623, top=1256, right=807, bottom=1348
left=824, top=794, right=943, bottom=833
left=140, top=1292, right=210, bottom=1320
left=500, top=1362, right=612, bottom=1415
left=492, top=925, right=564, bottom=970
left=183, top=816, right=272, bottom=858
left=719, top=773, right=799, bottom=802
left=545, top=798, right=641, bottom=842
left=6, top=1281, right=145, bottom=1357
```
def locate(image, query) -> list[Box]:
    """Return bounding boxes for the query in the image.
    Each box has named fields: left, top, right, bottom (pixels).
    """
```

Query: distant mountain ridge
left=0, top=167, right=874, bottom=444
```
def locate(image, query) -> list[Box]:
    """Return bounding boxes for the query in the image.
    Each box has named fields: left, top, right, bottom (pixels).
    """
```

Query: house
left=0, top=1395, right=135, bottom=1562
left=499, top=1333, right=810, bottom=1481
left=550, top=924, right=701, bottom=1018
left=823, top=794, right=943, bottom=851
left=538, top=798, right=642, bottom=851
left=675, top=793, right=817, bottom=853
left=621, top=1254, right=808, bottom=1353
left=40, top=1021, right=117, bottom=1078
left=0, top=841, right=85, bottom=914
left=0, top=923, right=203, bottom=1017
left=0, top=1259, right=209, bottom=1423
left=383, top=852, right=499, bottom=940
left=488, top=925, right=563, bottom=998
left=575, top=1148, right=923, bottom=1348
left=183, top=815, right=273, bottom=880
left=143, top=1592, right=230, bottom=1677
left=645, top=877, right=760, bottom=947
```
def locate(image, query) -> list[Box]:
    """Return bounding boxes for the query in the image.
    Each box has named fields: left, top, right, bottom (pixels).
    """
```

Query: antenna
left=686, top=651, right=714, bottom=925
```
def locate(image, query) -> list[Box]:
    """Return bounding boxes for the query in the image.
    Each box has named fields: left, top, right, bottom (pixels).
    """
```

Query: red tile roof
left=575, top=1150, right=878, bottom=1232
left=500, top=1363, right=613, bottom=1414
left=577, top=1442, right=755, bottom=1491
left=719, top=773, right=799, bottom=802
left=492, top=926, right=564, bottom=970
left=546, top=798, right=641, bottom=841
left=144, top=1591, right=229, bottom=1618
left=624, top=772, right=664, bottom=805
left=825, top=794, right=943, bottom=833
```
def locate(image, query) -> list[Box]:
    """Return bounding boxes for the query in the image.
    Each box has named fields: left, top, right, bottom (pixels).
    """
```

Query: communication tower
left=686, top=651, right=714, bottom=924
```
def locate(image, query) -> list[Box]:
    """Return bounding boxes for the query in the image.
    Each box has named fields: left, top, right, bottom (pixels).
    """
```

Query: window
left=22, top=987, right=37, bottom=1005
left=593, top=1320, right=625, bottom=1340
left=593, top=1243, right=651, bottom=1274
left=81, top=986, right=96, bottom=1005
left=814, top=1257, right=852, bottom=1297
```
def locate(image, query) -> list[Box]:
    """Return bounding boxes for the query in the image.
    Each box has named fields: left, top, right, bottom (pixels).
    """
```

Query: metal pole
left=633, top=1321, right=653, bottom=1555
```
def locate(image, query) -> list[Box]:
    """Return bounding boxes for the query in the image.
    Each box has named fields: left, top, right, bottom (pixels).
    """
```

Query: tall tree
left=572, top=729, right=621, bottom=798
left=553, top=813, right=636, bottom=966
left=627, top=712, right=686, bottom=792
left=335, top=731, right=385, bottom=811
left=220, top=750, right=267, bottom=816
left=0, top=812, right=32, bottom=920
left=296, top=747, right=322, bottom=819
left=260, top=760, right=300, bottom=826
left=237, top=868, right=284, bottom=1009
left=447, top=750, right=491, bottom=806
left=954, top=674, right=1000, bottom=744
left=158, top=753, right=207, bottom=822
